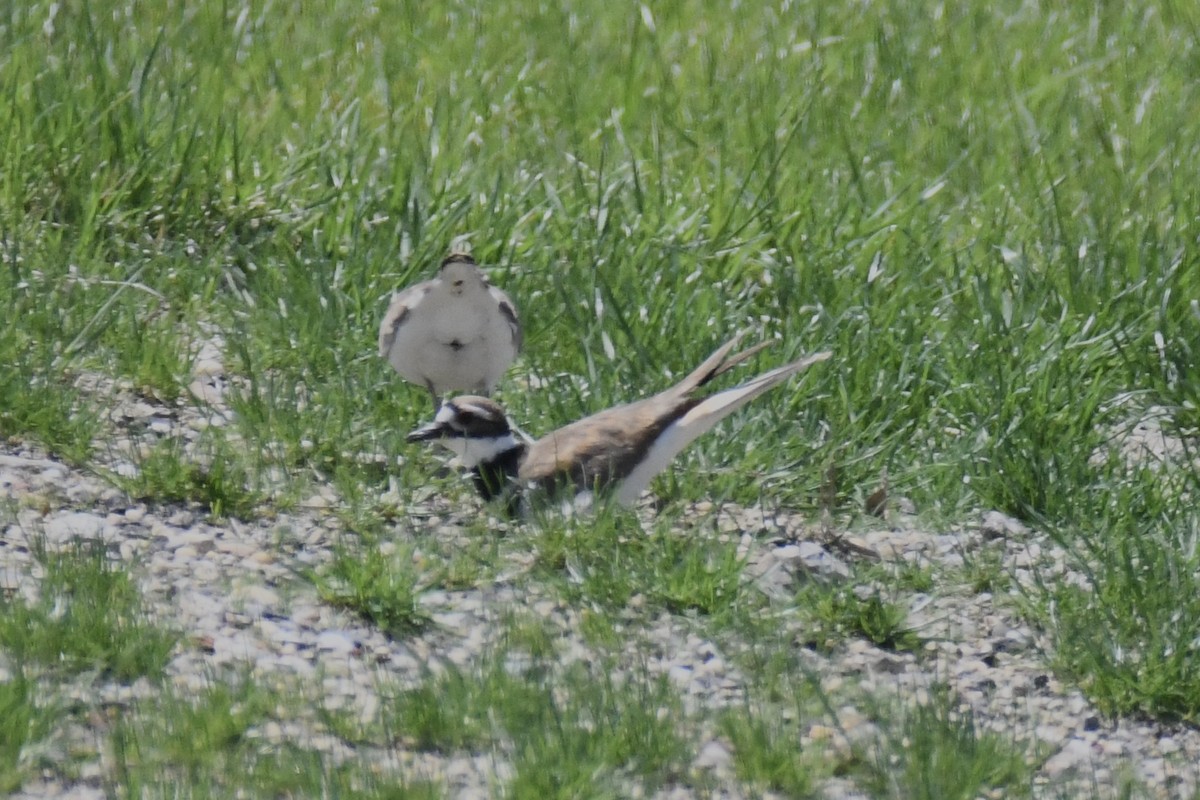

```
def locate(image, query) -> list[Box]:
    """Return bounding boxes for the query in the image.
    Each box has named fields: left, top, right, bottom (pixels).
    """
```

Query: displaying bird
left=379, top=253, right=521, bottom=408
left=406, top=333, right=830, bottom=513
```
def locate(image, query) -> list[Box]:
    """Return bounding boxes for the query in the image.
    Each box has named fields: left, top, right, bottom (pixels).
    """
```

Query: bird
left=406, top=333, right=831, bottom=514
left=379, top=253, right=522, bottom=408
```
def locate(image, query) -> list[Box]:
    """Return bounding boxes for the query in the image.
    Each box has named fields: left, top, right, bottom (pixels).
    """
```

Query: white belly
left=385, top=291, right=515, bottom=394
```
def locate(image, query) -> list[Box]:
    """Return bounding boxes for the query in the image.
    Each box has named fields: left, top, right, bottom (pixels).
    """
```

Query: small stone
left=272, top=655, right=316, bottom=676
left=211, top=631, right=264, bottom=663
left=957, top=658, right=992, bottom=676
left=193, top=358, right=224, bottom=378
left=292, top=604, right=323, bottom=626
left=775, top=541, right=850, bottom=578
left=807, top=724, right=837, bottom=742
left=1098, top=738, right=1126, bottom=757
left=38, top=465, right=68, bottom=482
left=118, top=540, right=143, bottom=561
left=446, top=647, right=474, bottom=667
left=169, top=530, right=216, bottom=554
left=125, top=401, right=160, bottom=420
left=693, top=739, right=733, bottom=770
left=1036, top=724, right=1071, bottom=746
left=668, top=665, right=693, bottom=687
left=301, top=493, right=331, bottom=509
left=43, top=511, right=108, bottom=543
left=214, top=538, right=257, bottom=558
left=1042, top=738, right=1093, bottom=778
left=871, top=653, right=909, bottom=674
left=112, top=461, right=139, bottom=478
left=980, top=510, right=1029, bottom=539
left=191, top=560, right=220, bottom=582
left=836, top=706, right=869, bottom=732
left=696, top=654, right=726, bottom=677
left=1140, top=757, right=1168, bottom=785
left=316, top=631, right=358, bottom=655
left=225, top=611, right=253, bottom=628
left=1065, top=693, right=1089, bottom=715
left=232, top=584, right=281, bottom=611
left=260, top=721, right=284, bottom=743
left=821, top=778, right=871, bottom=800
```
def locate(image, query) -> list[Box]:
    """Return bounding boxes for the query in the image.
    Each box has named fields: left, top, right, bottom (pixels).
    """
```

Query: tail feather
left=615, top=350, right=831, bottom=505
left=678, top=351, right=831, bottom=431
left=703, top=340, right=776, bottom=385
left=673, top=332, right=746, bottom=395
left=676, top=331, right=779, bottom=396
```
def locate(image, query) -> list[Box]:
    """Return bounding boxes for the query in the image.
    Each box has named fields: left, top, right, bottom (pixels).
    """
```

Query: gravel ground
left=2, top=376, right=1199, bottom=798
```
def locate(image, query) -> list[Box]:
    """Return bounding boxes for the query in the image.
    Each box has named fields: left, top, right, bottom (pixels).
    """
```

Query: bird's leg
left=425, top=380, right=443, bottom=412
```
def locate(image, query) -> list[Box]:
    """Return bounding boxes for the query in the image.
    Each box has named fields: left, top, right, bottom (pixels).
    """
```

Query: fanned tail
left=615, top=350, right=832, bottom=505
left=676, top=331, right=779, bottom=396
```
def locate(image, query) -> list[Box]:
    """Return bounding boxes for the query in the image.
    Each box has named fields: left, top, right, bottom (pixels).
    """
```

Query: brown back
left=517, top=334, right=774, bottom=493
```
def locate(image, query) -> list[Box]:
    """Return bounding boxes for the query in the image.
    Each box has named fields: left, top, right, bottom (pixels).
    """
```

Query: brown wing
left=517, top=333, right=775, bottom=493
left=377, top=283, right=428, bottom=357
left=518, top=392, right=697, bottom=493
left=490, top=286, right=523, bottom=351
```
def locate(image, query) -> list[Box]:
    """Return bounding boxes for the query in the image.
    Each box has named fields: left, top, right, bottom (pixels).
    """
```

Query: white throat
left=440, top=432, right=521, bottom=468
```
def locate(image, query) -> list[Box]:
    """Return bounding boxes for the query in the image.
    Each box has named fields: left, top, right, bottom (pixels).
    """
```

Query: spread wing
left=377, top=284, right=428, bottom=357
left=490, top=285, right=523, bottom=352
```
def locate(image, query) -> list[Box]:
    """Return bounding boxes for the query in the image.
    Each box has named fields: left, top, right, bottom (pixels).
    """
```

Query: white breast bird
left=379, top=253, right=522, bottom=408
left=406, top=333, right=831, bottom=514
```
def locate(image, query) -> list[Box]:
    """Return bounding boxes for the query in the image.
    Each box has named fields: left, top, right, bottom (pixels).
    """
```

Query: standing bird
left=406, top=333, right=830, bottom=514
left=379, top=253, right=522, bottom=408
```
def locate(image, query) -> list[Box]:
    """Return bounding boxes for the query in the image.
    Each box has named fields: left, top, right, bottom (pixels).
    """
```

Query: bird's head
left=438, top=253, right=481, bottom=295
left=407, top=395, right=518, bottom=468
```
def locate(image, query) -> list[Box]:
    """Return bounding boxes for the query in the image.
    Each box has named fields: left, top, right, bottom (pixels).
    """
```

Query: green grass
left=0, top=670, right=58, bottom=794
left=2, top=0, right=1200, bottom=795
left=113, top=679, right=280, bottom=786
left=0, top=323, right=97, bottom=465
left=0, top=540, right=177, bottom=681
left=116, top=436, right=265, bottom=520
left=862, top=686, right=1034, bottom=799
left=106, top=308, right=194, bottom=404
left=718, top=709, right=823, bottom=797
left=314, top=539, right=432, bottom=638
left=108, top=676, right=445, bottom=799
left=960, top=546, right=1011, bottom=596
left=531, top=508, right=760, bottom=625
left=892, top=560, right=936, bottom=594
left=799, top=582, right=922, bottom=653
left=380, top=653, right=690, bottom=797
left=1036, top=468, right=1200, bottom=723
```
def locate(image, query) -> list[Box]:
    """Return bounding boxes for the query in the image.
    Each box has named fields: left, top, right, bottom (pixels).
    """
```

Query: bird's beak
left=406, top=421, right=449, bottom=443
